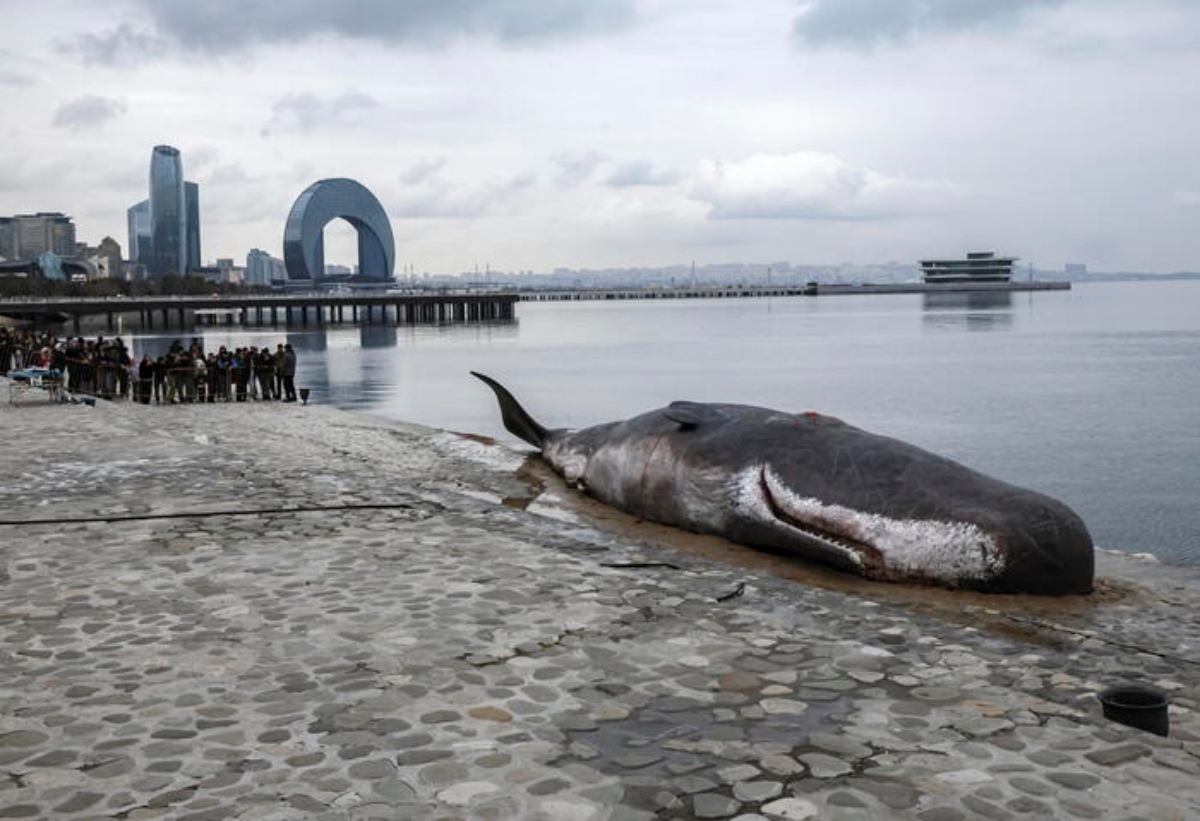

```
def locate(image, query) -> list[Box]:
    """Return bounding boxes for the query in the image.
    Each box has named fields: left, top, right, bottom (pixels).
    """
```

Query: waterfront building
left=0, top=217, right=13, bottom=261
left=920, top=251, right=1016, bottom=283
left=185, top=181, right=201, bottom=273
left=129, top=175, right=199, bottom=273
left=94, top=237, right=122, bottom=278
left=246, top=248, right=285, bottom=287
left=149, top=145, right=186, bottom=278
left=126, top=200, right=152, bottom=264
left=283, top=178, right=394, bottom=282
left=0, top=212, right=77, bottom=259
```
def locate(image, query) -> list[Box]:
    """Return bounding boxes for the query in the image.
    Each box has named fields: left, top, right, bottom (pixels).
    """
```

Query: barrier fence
left=3, top=341, right=290, bottom=404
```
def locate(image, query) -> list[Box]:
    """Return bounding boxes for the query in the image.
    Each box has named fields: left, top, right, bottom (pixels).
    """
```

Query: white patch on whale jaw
left=734, top=466, right=1005, bottom=586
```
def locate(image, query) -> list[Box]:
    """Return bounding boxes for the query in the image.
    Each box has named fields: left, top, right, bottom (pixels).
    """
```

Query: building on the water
left=919, top=251, right=1016, bottom=283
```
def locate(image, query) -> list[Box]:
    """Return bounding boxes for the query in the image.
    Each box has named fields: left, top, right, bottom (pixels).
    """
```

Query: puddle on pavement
left=557, top=695, right=851, bottom=778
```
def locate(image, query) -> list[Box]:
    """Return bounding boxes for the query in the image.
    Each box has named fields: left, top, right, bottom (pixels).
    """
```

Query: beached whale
left=472, top=373, right=1094, bottom=595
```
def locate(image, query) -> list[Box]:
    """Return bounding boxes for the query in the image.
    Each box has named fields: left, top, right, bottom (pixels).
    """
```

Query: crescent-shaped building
left=283, top=178, right=395, bottom=282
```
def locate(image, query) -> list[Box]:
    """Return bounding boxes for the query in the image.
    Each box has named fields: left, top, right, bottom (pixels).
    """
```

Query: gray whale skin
left=473, top=373, right=1094, bottom=595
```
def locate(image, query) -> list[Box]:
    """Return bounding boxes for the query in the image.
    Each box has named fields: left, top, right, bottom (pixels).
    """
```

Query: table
left=7, top=368, right=64, bottom=405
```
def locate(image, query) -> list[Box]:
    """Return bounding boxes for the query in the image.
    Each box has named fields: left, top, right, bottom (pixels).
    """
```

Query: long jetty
left=520, top=280, right=1069, bottom=301
left=0, top=291, right=519, bottom=332
left=0, top=281, right=1070, bottom=331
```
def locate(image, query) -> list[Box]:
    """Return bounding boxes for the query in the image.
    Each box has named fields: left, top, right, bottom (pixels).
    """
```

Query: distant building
left=920, top=251, right=1016, bottom=283
left=130, top=146, right=201, bottom=277
left=185, top=181, right=201, bottom=273
left=149, top=145, right=186, bottom=278
left=0, top=212, right=77, bottom=259
left=201, top=260, right=244, bottom=285
left=1064, top=263, right=1088, bottom=276
left=127, top=200, right=152, bottom=263
left=246, top=248, right=285, bottom=287
left=0, top=217, right=13, bottom=261
left=283, top=178, right=394, bottom=282
left=95, top=237, right=122, bottom=278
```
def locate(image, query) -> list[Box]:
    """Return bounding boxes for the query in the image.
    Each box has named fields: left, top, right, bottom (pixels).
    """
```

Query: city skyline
left=3, top=1, right=1200, bottom=273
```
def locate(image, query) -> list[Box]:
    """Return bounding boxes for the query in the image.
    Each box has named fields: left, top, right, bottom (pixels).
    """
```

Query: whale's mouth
left=758, top=468, right=878, bottom=564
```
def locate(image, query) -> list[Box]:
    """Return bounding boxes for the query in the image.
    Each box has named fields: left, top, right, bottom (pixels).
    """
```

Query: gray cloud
left=400, top=158, right=447, bottom=185
left=0, top=69, right=33, bottom=86
left=792, top=0, right=1069, bottom=48
left=51, top=94, right=127, bottom=130
left=391, top=171, right=536, bottom=218
left=131, top=0, right=636, bottom=55
left=551, top=151, right=607, bottom=187
left=691, top=151, right=958, bottom=220
left=604, top=160, right=681, bottom=188
left=263, top=91, right=379, bottom=135
left=66, top=23, right=168, bottom=67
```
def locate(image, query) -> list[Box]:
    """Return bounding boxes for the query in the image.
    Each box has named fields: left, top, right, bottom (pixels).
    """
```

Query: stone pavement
left=1, top=390, right=1198, bottom=820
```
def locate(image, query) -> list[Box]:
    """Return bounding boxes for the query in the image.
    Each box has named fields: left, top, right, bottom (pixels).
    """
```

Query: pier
left=519, top=280, right=1069, bottom=301
left=0, top=291, right=519, bottom=332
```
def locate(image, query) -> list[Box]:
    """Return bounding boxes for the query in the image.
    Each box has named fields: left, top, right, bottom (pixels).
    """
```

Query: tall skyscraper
left=185, top=181, right=201, bottom=273
left=126, top=200, right=152, bottom=263
left=149, top=145, right=186, bottom=277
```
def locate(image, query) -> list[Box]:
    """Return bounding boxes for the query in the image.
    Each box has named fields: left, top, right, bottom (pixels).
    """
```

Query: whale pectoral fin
left=665, top=402, right=722, bottom=430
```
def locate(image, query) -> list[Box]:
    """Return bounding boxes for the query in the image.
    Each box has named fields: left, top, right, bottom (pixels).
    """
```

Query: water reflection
left=922, top=292, right=1013, bottom=331
left=287, top=330, right=327, bottom=352
left=360, top=324, right=397, bottom=348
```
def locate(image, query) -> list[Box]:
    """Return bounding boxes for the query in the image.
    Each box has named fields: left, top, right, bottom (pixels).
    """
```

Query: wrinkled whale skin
left=473, top=373, right=1094, bottom=595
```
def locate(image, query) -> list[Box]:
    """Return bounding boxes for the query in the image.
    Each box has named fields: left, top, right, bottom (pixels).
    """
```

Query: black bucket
left=1098, top=684, right=1169, bottom=737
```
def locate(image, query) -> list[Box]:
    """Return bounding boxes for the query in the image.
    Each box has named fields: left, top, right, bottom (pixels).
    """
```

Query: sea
left=126, top=280, right=1200, bottom=567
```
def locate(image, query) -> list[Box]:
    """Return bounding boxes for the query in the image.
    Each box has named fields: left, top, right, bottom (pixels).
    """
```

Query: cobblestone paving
left=1, top=394, right=1199, bottom=819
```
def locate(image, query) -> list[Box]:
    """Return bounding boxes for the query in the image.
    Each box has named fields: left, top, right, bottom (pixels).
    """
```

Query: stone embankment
left=1, top=389, right=1198, bottom=820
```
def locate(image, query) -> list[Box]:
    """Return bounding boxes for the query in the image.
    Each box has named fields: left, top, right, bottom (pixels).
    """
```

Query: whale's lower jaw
left=734, top=466, right=1005, bottom=588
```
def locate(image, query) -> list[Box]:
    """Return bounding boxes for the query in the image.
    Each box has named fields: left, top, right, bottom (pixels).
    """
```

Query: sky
left=2, top=0, right=1199, bottom=274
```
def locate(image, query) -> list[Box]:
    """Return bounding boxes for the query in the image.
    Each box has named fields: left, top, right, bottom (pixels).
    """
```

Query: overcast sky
left=2, top=0, right=1199, bottom=273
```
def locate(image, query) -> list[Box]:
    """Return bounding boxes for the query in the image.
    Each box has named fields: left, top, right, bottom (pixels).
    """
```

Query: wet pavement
left=1, top=390, right=1199, bottom=820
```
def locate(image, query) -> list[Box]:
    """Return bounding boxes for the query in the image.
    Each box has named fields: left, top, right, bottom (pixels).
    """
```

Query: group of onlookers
left=0, top=327, right=300, bottom=404
left=140, top=340, right=298, bottom=404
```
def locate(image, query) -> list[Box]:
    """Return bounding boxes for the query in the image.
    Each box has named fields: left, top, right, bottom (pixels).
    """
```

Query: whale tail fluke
left=471, top=372, right=549, bottom=448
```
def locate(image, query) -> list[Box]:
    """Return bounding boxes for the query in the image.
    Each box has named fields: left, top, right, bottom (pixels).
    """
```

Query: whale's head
left=702, top=408, right=1095, bottom=594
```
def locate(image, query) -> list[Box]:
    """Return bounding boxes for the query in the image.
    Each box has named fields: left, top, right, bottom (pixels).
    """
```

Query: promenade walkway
left=0, top=390, right=1197, bottom=819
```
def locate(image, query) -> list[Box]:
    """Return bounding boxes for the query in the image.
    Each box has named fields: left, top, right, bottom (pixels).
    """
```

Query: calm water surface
left=129, top=281, right=1200, bottom=566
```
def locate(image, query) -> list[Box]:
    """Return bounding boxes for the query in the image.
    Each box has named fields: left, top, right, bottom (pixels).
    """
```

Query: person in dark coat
left=254, top=349, right=274, bottom=400
left=137, top=355, right=154, bottom=404
left=280, top=344, right=297, bottom=402
left=152, top=356, right=167, bottom=404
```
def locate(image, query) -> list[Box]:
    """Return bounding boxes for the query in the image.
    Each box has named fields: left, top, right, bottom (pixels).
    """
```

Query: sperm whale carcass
left=472, top=373, right=1094, bottom=595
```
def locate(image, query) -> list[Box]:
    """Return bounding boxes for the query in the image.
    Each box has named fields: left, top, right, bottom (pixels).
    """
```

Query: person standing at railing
left=153, top=356, right=166, bottom=404
left=204, top=353, right=218, bottom=403
left=280, top=343, right=297, bottom=402
left=192, top=352, right=207, bottom=403
left=254, top=347, right=274, bottom=400
left=137, top=355, right=154, bottom=404
left=273, top=343, right=285, bottom=399
left=232, top=349, right=250, bottom=402
left=164, top=353, right=180, bottom=403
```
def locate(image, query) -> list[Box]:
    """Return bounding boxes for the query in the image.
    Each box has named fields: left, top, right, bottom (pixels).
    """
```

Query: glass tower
left=149, top=145, right=185, bottom=278
left=126, top=200, right=152, bottom=264
left=185, top=181, right=201, bottom=273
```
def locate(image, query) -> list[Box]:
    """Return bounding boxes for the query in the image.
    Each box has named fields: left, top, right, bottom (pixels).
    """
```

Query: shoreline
left=2, top=389, right=1198, bottom=819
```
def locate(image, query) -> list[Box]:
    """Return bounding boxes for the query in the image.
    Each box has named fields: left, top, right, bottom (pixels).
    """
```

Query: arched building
left=282, top=178, right=395, bottom=282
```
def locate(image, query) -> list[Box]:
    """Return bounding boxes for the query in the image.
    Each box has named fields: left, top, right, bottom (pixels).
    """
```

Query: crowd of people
left=0, top=327, right=299, bottom=404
